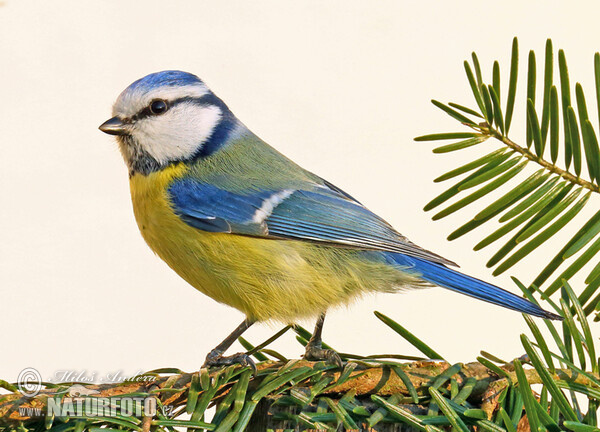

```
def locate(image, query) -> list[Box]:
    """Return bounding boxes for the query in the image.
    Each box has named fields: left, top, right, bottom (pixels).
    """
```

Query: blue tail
left=389, top=254, right=562, bottom=320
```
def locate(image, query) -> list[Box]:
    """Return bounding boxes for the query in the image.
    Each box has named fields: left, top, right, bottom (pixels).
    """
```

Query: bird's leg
left=203, top=318, right=256, bottom=371
left=303, top=313, right=343, bottom=367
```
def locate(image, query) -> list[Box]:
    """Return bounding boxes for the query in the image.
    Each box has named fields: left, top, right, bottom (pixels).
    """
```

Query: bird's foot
left=203, top=349, right=257, bottom=373
left=304, top=346, right=343, bottom=368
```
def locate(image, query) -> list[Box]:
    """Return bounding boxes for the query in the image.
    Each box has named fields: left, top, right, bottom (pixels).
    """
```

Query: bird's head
left=99, top=70, right=239, bottom=175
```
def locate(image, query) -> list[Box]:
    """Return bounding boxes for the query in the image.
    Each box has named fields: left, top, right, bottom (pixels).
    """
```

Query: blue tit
left=99, top=71, right=561, bottom=368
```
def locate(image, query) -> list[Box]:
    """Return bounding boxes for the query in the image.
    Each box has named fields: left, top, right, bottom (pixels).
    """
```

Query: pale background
left=2, top=1, right=599, bottom=383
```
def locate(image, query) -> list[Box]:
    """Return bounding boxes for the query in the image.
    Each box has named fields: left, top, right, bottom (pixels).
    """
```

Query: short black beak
left=99, top=117, right=128, bottom=136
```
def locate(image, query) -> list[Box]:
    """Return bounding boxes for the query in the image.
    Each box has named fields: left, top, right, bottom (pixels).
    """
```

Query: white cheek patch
left=135, top=103, right=223, bottom=164
left=113, top=84, right=211, bottom=118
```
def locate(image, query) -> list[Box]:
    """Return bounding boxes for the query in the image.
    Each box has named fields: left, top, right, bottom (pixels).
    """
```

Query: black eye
left=149, top=99, right=168, bottom=115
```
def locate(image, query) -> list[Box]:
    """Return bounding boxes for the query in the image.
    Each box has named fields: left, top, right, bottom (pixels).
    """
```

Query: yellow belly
left=129, top=164, right=420, bottom=322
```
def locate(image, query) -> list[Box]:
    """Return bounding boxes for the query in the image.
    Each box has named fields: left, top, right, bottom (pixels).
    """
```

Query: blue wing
left=168, top=177, right=456, bottom=266
left=168, top=177, right=563, bottom=320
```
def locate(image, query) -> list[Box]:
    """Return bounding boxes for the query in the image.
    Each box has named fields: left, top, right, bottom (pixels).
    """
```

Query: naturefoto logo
left=16, top=368, right=171, bottom=418
left=46, top=391, right=160, bottom=418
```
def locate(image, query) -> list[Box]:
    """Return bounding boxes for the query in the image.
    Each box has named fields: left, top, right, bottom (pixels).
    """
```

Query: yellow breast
left=129, top=163, right=233, bottom=304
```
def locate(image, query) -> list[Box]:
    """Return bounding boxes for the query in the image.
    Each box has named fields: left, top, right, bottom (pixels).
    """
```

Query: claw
left=304, top=347, right=343, bottom=368
left=203, top=349, right=257, bottom=373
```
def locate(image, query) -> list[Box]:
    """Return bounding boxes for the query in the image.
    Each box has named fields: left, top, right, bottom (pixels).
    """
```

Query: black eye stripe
left=126, top=94, right=227, bottom=123
left=129, top=100, right=169, bottom=122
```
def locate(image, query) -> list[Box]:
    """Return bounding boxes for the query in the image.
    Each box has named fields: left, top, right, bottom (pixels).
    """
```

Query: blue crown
left=126, top=70, right=204, bottom=93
